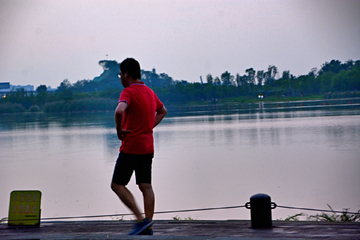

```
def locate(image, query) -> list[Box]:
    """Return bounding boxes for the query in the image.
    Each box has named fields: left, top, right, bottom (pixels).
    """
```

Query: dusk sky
left=1, top=0, right=359, bottom=88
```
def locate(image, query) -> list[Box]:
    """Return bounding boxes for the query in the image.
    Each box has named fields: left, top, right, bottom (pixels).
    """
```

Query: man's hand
left=117, top=128, right=131, bottom=141
left=154, top=106, right=167, bottom=128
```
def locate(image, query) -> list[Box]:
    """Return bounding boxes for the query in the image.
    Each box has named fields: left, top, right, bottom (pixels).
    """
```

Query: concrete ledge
left=1, top=220, right=360, bottom=239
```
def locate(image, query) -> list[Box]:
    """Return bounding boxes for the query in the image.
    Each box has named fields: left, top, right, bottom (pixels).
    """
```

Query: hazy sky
left=1, top=0, right=359, bottom=88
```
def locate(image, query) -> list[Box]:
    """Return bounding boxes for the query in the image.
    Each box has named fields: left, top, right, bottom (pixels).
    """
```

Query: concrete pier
left=1, top=220, right=360, bottom=239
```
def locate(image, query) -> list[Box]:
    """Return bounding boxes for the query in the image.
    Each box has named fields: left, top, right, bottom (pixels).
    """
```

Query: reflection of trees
left=325, top=125, right=359, bottom=145
left=249, top=128, right=259, bottom=146
left=104, top=132, right=120, bottom=163
left=0, top=112, right=115, bottom=130
left=269, top=128, right=280, bottom=145
left=224, top=129, right=234, bottom=146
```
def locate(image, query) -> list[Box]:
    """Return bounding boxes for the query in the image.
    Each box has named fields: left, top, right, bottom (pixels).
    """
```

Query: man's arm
left=115, top=101, right=131, bottom=140
left=154, top=106, right=167, bottom=128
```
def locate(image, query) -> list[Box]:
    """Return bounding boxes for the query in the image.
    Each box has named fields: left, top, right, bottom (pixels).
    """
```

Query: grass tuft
left=173, top=215, right=196, bottom=221
left=307, top=204, right=360, bottom=222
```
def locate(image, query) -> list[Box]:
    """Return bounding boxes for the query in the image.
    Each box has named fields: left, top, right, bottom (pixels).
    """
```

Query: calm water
left=1, top=108, right=360, bottom=221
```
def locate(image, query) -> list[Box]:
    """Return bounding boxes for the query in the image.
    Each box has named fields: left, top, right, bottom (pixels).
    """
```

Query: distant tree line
left=154, top=59, right=360, bottom=104
left=1, top=59, right=359, bottom=113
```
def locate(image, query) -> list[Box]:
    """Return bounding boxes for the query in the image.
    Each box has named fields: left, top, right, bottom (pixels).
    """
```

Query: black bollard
left=245, top=193, right=276, bottom=229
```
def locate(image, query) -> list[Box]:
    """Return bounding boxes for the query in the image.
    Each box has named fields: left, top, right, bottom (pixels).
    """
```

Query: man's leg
left=139, top=183, right=155, bottom=221
left=111, top=182, right=143, bottom=221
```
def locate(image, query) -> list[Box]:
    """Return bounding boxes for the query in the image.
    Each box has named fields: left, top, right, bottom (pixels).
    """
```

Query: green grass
left=307, top=204, right=360, bottom=222
left=173, top=215, right=196, bottom=221
left=282, top=205, right=360, bottom=222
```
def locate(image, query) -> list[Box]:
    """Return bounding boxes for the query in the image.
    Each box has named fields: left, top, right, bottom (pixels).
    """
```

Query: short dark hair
left=120, top=58, right=141, bottom=80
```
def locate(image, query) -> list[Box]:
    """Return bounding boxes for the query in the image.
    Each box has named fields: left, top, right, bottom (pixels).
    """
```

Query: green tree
left=264, top=65, right=277, bottom=86
left=58, top=79, right=72, bottom=92
left=221, top=71, right=233, bottom=86
left=36, top=85, right=47, bottom=92
left=235, top=74, right=247, bottom=88
left=204, top=84, right=216, bottom=100
left=318, top=72, right=335, bottom=93
left=245, top=68, right=256, bottom=85
left=282, top=70, right=290, bottom=80
left=60, top=88, right=74, bottom=101
left=159, top=73, right=173, bottom=88
left=35, top=85, right=49, bottom=107
left=256, top=70, right=264, bottom=87
left=342, top=60, right=354, bottom=71
left=206, top=74, right=213, bottom=85
left=214, top=76, right=221, bottom=86
left=319, top=59, right=342, bottom=75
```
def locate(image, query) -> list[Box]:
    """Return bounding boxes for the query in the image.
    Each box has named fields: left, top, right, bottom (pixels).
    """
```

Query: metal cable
left=5, top=205, right=246, bottom=222
left=276, top=205, right=360, bottom=215
left=4, top=204, right=359, bottom=222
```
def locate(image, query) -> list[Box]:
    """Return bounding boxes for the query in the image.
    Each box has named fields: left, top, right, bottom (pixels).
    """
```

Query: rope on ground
left=4, top=205, right=246, bottom=222
left=276, top=205, right=360, bottom=215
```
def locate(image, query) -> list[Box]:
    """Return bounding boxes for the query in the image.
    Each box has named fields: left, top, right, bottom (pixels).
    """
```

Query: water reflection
left=1, top=108, right=360, bottom=221
left=0, top=112, right=115, bottom=131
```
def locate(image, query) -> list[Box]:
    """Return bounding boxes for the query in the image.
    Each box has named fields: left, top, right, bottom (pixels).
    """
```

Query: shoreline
left=1, top=96, right=360, bottom=116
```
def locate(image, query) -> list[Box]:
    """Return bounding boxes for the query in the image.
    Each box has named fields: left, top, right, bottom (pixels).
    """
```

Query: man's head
left=119, top=58, right=141, bottom=81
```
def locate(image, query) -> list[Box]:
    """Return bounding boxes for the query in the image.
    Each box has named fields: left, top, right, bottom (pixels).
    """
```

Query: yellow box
left=8, top=190, right=42, bottom=226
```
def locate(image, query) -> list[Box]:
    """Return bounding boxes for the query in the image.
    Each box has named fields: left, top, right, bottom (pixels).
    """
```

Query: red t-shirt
left=118, top=82, right=164, bottom=154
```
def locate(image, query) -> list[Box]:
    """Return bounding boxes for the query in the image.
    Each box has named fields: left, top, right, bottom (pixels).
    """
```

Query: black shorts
left=112, top=152, right=154, bottom=186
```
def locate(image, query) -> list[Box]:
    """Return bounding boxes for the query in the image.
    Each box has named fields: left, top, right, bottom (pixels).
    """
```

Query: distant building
left=0, top=82, right=34, bottom=97
left=46, top=86, right=57, bottom=93
left=0, top=82, right=10, bottom=89
left=0, top=82, right=59, bottom=97
left=0, top=82, right=11, bottom=97
left=11, top=85, right=34, bottom=92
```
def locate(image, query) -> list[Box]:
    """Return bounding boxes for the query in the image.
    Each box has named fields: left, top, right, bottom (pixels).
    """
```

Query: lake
left=1, top=106, right=360, bottom=221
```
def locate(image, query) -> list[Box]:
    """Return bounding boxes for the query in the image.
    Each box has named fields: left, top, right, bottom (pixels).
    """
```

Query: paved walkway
left=1, top=220, right=360, bottom=239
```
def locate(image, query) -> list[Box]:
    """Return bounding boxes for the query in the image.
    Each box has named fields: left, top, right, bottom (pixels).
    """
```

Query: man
left=111, top=58, right=167, bottom=235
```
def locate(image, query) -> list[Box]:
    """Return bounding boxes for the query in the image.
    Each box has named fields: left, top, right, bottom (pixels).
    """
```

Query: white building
left=0, top=82, right=35, bottom=97
left=10, top=85, right=34, bottom=92
left=0, top=82, right=10, bottom=97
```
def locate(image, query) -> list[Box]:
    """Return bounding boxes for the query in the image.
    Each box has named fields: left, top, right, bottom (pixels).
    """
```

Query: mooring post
left=245, top=193, right=277, bottom=228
